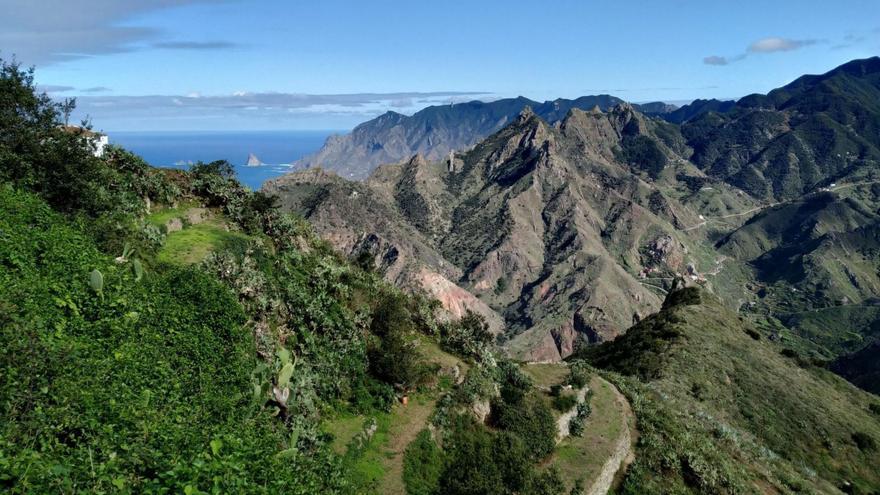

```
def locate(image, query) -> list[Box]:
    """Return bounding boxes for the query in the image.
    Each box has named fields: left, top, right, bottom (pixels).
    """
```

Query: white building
left=59, top=125, right=109, bottom=157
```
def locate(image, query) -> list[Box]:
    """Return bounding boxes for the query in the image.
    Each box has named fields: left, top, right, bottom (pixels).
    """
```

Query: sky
left=2, top=0, right=878, bottom=131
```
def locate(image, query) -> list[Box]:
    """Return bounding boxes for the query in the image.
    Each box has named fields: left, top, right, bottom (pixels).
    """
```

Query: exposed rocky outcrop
left=246, top=153, right=263, bottom=166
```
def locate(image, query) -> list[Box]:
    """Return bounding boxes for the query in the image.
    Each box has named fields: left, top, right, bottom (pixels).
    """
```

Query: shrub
left=442, top=310, right=493, bottom=358
left=403, top=430, right=446, bottom=495
left=439, top=415, right=539, bottom=495
left=552, top=394, right=578, bottom=412
left=497, top=360, right=533, bottom=405
left=569, top=401, right=592, bottom=438
left=493, top=395, right=557, bottom=462
left=525, top=466, right=565, bottom=495
left=567, top=360, right=591, bottom=388
left=367, top=290, right=430, bottom=390
left=852, top=432, right=877, bottom=451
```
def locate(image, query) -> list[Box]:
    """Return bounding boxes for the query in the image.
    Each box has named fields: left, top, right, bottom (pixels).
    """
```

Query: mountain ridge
left=290, top=95, right=678, bottom=179
left=269, top=103, right=753, bottom=361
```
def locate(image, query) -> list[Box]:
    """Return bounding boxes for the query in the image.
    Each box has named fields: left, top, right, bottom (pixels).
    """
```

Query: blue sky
left=3, top=0, right=878, bottom=130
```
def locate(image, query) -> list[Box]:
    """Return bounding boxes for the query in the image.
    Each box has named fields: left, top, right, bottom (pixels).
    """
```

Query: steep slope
left=578, top=288, right=880, bottom=493
left=271, top=104, right=748, bottom=360
left=683, top=57, right=880, bottom=200
left=291, top=95, right=671, bottom=179
left=661, top=98, right=736, bottom=124
left=715, top=185, right=880, bottom=356
left=832, top=340, right=880, bottom=395
left=264, top=166, right=506, bottom=333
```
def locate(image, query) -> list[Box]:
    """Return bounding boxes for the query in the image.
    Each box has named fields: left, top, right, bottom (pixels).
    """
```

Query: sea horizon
left=108, top=129, right=344, bottom=190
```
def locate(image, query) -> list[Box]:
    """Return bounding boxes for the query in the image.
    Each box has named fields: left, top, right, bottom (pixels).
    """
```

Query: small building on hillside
left=59, top=125, right=109, bottom=157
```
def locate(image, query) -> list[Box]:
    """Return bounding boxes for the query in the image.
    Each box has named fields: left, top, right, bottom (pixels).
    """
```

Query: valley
left=268, top=58, right=880, bottom=372
left=2, top=37, right=880, bottom=495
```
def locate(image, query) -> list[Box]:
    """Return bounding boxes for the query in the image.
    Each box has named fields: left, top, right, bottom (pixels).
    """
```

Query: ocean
left=109, top=130, right=339, bottom=190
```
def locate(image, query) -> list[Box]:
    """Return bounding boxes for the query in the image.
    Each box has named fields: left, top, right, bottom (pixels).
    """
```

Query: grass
left=344, top=413, right=393, bottom=491
left=323, top=336, right=464, bottom=494
left=323, top=413, right=365, bottom=455
left=377, top=394, right=438, bottom=495
left=145, top=201, right=200, bottom=229
left=522, top=363, right=570, bottom=389
left=547, top=375, right=629, bottom=493
left=416, top=334, right=469, bottom=374
left=157, top=221, right=250, bottom=265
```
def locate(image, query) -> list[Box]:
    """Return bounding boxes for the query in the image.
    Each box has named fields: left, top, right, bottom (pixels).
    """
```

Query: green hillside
left=0, top=57, right=614, bottom=495
left=576, top=288, right=880, bottom=494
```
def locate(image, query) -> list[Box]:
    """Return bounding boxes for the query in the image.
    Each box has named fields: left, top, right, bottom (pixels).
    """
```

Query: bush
left=367, top=291, right=430, bottom=390
left=442, top=310, right=493, bottom=358
left=497, top=360, right=533, bottom=405
left=567, top=360, right=591, bottom=388
left=403, top=430, right=446, bottom=495
left=552, top=394, right=578, bottom=412
left=438, top=413, right=566, bottom=495
left=852, top=432, right=877, bottom=451
left=440, top=414, right=552, bottom=495
left=493, top=394, right=557, bottom=462
left=569, top=401, right=592, bottom=438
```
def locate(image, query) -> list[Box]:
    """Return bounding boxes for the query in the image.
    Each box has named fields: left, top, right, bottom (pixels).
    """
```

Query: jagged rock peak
left=516, top=105, right=537, bottom=122
left=589, top=104, right=603, bottom=114
left=405, top=154, right=429, bottom=168
left=609, top=101, right=636, bottom=114
left=246, top=153, right=263, bottom=166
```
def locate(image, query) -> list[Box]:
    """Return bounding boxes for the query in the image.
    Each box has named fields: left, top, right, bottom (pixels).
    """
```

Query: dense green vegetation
left=577, top=287, right=880, bottom=494
left=614, top=134, right=668, bottom=179
left=0, top=58, right=577, bottom=494
left=0, top=58, right=441, bottom=493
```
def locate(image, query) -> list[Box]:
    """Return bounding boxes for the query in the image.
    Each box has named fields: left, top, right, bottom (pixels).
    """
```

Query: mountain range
left=3, top=50, right=880, bottom=495
left=290, top=95, right=682, bottom=179
left=269, top=57, right=880, bottom=389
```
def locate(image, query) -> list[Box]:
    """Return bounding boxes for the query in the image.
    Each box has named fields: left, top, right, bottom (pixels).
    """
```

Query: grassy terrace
left=523, top=363, right=634, bottom=493
left=147, top=206, right=250, bottom=265
left=548, top=375, right=632, bottom=493
left=322, top=337, right=463, bottom=494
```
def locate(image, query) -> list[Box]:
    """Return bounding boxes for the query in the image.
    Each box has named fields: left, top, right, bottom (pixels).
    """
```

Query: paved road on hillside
left=681, top=180, right=880, bottom=232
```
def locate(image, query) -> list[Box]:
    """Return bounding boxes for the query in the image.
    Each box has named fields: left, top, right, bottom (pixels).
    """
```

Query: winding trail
left=377, top=398, right=437, bottom=495
left=584, top=378, right=636, bottom=495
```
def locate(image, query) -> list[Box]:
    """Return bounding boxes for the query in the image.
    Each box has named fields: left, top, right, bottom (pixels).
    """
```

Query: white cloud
left=748, top=37, right=817, bottom=53
left=703, top=56, right=729, bottom=66
left=704, top=36, right=819, bottom=66
left=68, top=91, right=492, bottom=130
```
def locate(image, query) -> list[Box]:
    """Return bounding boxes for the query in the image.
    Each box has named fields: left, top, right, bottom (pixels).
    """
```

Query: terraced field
left=524, top=364, right=636, bottom=495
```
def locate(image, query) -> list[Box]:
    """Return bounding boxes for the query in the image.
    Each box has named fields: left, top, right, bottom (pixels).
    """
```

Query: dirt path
left=377, top=398, right=437, bottom=495
left=584, top=377, right=636, bottom=495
